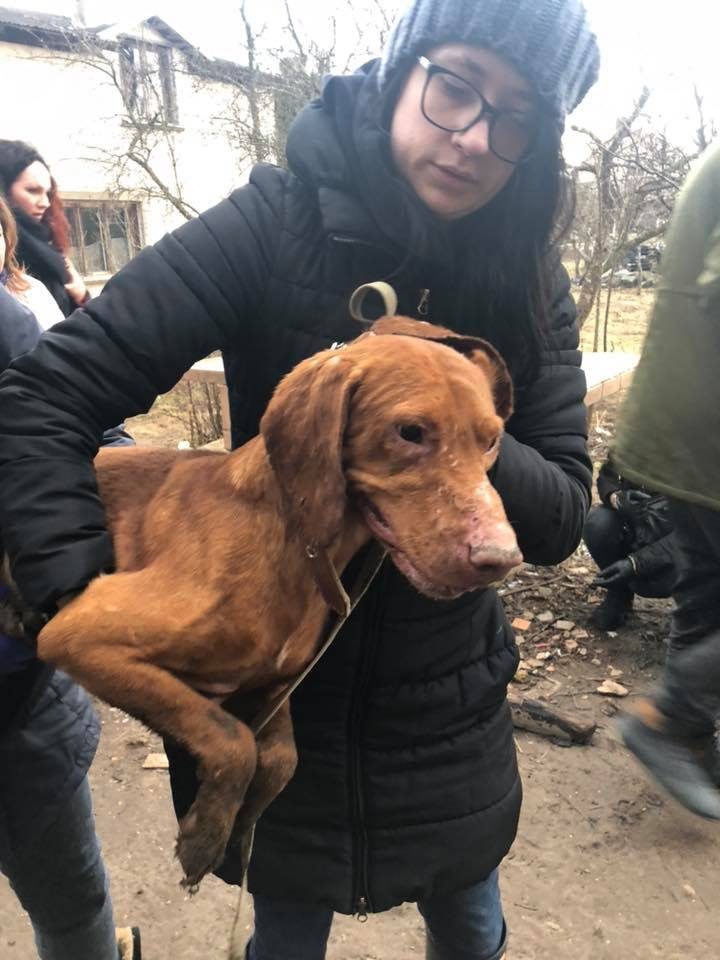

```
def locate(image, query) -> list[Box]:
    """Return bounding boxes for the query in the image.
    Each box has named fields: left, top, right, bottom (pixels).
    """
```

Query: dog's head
left=261, top=316, right=522, bottom=599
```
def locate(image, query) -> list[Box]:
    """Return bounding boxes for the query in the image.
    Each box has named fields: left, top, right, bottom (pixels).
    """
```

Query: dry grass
left=126, top=391, right=191, bottom=448
left=579, top=287, right=654, bottom=353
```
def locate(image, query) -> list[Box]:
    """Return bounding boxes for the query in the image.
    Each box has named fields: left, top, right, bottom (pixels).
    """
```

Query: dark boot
left=590, top=587, right=633, bottom=630
left=700, top=735, right=720, bottom=787
left=117, top=927, right=142, bottom=960
left=426, top=922, right=507, bottom=960
left=616, top=697, right=720, bottom=820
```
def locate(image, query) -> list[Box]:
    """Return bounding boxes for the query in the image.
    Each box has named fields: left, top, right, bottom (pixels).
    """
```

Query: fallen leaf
left=596, top=680, right=629, bottom=698
left=142, top=753, right=169, bottom=770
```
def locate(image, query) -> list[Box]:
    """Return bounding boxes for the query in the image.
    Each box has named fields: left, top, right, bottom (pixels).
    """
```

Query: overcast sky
left=18, top=1, right=720, bottom=159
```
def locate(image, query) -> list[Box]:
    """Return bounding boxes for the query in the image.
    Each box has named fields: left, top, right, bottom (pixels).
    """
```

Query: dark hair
left=452, top=122, right=575, bottom=384
left=0, top=139, right=72, bottom=254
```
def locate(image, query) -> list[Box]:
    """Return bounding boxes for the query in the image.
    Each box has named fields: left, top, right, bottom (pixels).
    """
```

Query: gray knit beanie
left=378, top=0, right=600, bottom=120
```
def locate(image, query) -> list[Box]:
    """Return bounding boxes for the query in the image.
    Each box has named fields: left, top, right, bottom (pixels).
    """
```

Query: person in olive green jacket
left=613, top=143, right=720, bottom=821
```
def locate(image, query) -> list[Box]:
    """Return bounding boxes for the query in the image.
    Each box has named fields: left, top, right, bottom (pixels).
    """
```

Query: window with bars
left=65, top=201, right=143, bottom=277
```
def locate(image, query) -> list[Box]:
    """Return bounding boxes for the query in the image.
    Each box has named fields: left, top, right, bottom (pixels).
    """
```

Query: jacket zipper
left=417, top=288, right=431, bottom=318
left=349, top=561, right=388, bottom=920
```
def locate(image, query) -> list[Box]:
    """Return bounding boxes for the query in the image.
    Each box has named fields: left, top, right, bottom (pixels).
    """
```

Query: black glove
left=592, top=558, right=635, bottom=589
left=614, top=489, right=653, bottom=517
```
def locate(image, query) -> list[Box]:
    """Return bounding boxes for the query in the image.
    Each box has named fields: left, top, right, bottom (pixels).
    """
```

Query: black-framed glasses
left=417, top=56, right=542, bottom=165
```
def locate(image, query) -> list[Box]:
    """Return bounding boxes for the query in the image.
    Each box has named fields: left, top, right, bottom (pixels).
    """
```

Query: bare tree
left=48, top=29, right=201, bottom=220
left=568, top=87, right=711, bottom=337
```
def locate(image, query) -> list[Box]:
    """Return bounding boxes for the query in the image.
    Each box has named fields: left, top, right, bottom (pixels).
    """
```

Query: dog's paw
left=175, top=808, right=230, bottom=890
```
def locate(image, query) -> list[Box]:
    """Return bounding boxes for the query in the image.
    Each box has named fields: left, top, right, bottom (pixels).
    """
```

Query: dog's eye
left=397, top=423, right=425, bottom=445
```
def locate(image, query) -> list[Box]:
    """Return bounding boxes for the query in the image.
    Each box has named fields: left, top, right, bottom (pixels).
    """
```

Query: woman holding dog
left=0, top=0, right=599, bottom=957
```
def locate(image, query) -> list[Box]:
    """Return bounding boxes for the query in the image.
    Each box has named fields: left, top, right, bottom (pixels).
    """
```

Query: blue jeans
left=248, top=869, right=506, bottom=960
left=0, top=773, right=117, bottom=960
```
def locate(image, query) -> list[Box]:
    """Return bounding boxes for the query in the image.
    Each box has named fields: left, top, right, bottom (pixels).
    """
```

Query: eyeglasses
left=417, top=56, right=542, bottom=165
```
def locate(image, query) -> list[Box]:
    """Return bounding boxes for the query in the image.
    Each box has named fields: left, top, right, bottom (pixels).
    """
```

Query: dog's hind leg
left=38, top=624, right=257, bottom=889
left=223, top=698, right=297, bottom=878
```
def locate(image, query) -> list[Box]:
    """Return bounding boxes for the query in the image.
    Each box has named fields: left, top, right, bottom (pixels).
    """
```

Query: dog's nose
left=468, top=543, right=523, bottom=576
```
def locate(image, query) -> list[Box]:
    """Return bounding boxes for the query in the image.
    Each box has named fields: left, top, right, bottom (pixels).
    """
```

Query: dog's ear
left=369, top=316, right=513, bottom=421
left=260, top=352, right=360, bottom=550
left=460, top=341, right=514, bottom=422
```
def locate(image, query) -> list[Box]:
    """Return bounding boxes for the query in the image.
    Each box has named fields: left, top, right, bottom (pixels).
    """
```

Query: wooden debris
left=142, top=752, right=169, bottom=770
left=498, top=572, right=564, bottom=598
left=596, top=679, right=629, bottom=698
left=508, top=693, right=597, bottom=746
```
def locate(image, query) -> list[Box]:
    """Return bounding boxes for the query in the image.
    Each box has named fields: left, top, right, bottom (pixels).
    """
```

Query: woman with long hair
left=0, top=1, right=599, bottom=957
left=0, top=194, right=64, bottom=329
left=0, top=139, right=88, bottom=317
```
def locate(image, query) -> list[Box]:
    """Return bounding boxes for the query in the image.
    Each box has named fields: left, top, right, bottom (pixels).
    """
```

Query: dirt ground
left=4, top=297, right=719, bottom=958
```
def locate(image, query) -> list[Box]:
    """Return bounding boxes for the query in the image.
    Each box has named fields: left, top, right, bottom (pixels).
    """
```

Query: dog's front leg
left=38, top=625, right=257, bottom=889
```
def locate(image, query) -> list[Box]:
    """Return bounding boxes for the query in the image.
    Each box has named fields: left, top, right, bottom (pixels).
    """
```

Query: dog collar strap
left=305, top=544, right=351, bottom=617
left=252, top=542, right=387, bottom=735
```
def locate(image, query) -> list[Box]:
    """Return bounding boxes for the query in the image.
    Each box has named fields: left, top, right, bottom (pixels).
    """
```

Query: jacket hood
left=285, top=59, right=456, bottom=271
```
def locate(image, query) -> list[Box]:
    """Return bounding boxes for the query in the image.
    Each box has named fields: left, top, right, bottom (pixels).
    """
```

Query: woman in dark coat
left=0, top=139, right=89, bottom=317
left=0, top=0, right=599, bottom=957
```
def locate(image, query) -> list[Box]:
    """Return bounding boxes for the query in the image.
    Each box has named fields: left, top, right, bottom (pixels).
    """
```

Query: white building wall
left=0, top=32, right=262, bottom=255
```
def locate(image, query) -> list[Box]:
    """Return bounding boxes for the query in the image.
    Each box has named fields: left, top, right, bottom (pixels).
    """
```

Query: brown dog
left=31, top=316, right=522, bottom=888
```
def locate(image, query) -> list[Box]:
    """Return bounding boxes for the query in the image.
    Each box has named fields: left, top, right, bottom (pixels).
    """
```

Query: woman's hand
left=64, top=258, right=89, bottom=306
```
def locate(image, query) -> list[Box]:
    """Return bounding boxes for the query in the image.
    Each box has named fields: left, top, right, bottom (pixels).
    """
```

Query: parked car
left=623, top=244, right=661, bottom=273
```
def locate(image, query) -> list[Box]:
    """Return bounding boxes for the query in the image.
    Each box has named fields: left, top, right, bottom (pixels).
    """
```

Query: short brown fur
left=31, top=316, right=522, bottom=887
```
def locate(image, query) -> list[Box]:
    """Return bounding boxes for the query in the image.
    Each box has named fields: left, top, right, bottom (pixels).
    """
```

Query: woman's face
left=9, top=161, right=52, bottom=221
left=390, top=43, right=537, bottom=220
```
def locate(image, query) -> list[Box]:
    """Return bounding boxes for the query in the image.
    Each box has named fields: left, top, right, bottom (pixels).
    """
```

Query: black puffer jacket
left=596, top=459, right=676, bottom=597
left=0, top=65, right=591, bottom=914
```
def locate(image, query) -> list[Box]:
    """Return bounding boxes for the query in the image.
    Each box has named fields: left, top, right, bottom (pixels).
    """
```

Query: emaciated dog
left=20, top=316, right=522, bottom=888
